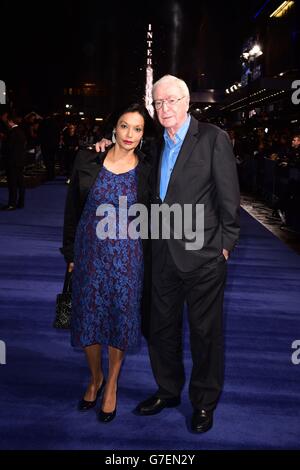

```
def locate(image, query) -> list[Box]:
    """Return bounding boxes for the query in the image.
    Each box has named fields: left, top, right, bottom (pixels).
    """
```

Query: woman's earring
left=112, top=130, right=116, bottom=143
left=139, top=138, right=143, bottom=149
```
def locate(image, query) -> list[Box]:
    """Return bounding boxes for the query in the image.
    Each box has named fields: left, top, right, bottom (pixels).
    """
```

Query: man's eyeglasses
left=152, top=96, right=186, bottom=110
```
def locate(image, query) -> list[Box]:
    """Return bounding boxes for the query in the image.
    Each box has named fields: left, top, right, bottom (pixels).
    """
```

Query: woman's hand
left=95, top=138, right=112, bottom=153
left=68, top=262, right=74, bottom=273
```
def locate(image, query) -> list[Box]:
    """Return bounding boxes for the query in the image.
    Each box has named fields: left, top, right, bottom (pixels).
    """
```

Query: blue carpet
left=0, top=182, right=300, bottom=450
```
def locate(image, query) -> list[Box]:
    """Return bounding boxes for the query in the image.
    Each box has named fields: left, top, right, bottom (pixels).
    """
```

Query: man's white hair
left=152, top=75, right=190, bottom=102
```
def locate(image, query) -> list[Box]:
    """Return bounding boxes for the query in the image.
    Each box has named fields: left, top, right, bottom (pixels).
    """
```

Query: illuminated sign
left=270, top=1, right=294, bottom=18
left=145, top=24, right=154, bottom=117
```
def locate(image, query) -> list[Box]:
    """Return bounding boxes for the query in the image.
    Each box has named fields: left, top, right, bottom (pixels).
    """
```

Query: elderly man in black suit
left=135, top=75, right=240, bottom=433
left=96, top=75, right=240, bottom=432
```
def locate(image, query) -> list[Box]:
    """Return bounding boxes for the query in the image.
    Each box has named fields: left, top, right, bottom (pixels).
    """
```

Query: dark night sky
left=1, top=0, right=263, bottom=113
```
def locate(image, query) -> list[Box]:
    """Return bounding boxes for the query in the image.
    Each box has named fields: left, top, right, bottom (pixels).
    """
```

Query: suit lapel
left=164, top=117, right=201, bottom=202
left=156, top=136, right=165, bottom=197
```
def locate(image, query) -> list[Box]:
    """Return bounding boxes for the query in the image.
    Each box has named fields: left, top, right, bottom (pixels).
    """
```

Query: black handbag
left=53, top=269, right=72, bottom=329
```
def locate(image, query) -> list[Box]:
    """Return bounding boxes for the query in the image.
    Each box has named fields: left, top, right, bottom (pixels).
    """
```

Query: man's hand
left=95, top=138, right=112, bottom=153
left=222, top=249, right=229, bottom=260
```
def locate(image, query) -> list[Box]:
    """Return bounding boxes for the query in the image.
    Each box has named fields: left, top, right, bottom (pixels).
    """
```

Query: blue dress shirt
left=159, top=115, right=191, bottom=201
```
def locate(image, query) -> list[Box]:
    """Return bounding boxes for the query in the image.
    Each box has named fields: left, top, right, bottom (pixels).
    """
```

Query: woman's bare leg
left=101, top=346, right=125, bottom=412
left=83, top=344, right=104, bottom=401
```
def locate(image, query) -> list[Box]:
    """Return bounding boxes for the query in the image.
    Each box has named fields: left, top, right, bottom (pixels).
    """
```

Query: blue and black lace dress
left=71, top=165, right=143, bottom=350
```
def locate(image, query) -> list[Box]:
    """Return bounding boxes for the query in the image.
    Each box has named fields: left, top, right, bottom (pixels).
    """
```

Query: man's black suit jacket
left=151, top=116, right=240, bottom=272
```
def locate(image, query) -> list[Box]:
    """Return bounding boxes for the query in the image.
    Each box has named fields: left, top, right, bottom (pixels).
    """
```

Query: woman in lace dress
left=61, top=103, right=152, bottom=422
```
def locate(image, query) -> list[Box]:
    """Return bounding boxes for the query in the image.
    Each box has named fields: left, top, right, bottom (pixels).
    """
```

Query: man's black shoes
left=136, top=395, right=213, bottom=432
left=191, top=409, right=213, bottom=433
left=135, top=395, right=180, bottom=415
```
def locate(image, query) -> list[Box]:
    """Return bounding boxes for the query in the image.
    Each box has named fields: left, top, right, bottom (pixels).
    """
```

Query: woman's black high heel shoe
left=98, top=407, right=117, bottom=423
left=78, top=378, right=106, bottom=411
left=98, top=389, right=117, bottom=423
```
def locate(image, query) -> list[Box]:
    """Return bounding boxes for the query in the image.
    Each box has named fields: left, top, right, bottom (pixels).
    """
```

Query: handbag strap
left=63, top=269, right=72, bottom=293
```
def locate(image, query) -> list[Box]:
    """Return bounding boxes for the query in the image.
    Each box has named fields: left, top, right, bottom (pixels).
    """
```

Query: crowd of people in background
left=227, top=126, right=300, bottom=168
left=0, top=107, right=104, bottom=210
left=226, top=125, right=300, bottom=230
